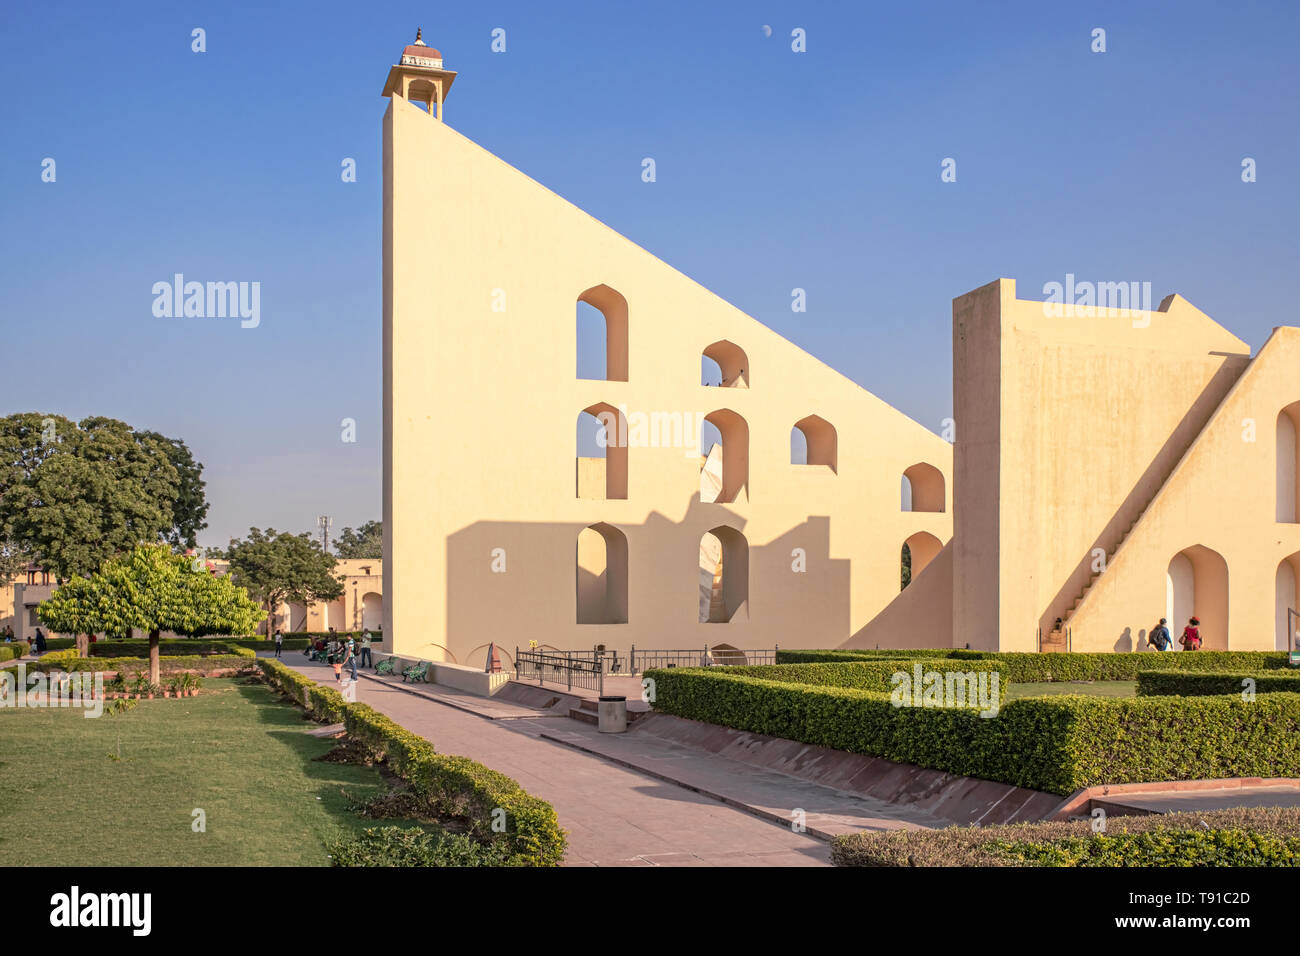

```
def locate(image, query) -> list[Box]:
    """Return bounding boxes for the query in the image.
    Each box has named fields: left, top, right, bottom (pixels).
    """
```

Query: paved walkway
left=270, top=655, right=832, bottom=866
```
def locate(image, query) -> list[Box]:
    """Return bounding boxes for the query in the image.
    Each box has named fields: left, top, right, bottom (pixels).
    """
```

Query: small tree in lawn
left=225, top=528, right=344, bottom=638
left=38, top=545, right=263, bottom=684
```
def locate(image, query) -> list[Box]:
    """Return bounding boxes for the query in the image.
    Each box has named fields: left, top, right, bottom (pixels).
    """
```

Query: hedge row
left=947, top=649, right=1291, bottom=682
left=257, top=658, right=348, bottom=723
left=1137, top=669, right=1300, bottom=697
left=725, top=659, right=1010, bottom=693
left=30, top=650, right=257, bottom=677
left=775, top=649, right=955, bottom=663
left=832, top=807, right=1300, bottom=867
left=284, top=631, right=383, bottom=642
left=89, top=641, right=258, bottom=659
left=644, top=667, right=1300, bottom=795
left=256, top=659, right=564, bottom=865
left=0, top=645, right=23, bottom=663
left=779, top=648, right=1292, bottom=682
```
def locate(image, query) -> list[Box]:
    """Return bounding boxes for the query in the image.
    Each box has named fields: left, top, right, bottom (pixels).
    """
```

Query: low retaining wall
left=374, top=652, right=511, bottom=697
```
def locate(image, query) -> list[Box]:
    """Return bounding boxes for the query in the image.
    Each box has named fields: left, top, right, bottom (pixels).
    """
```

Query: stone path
left=271, top=655, right=835, bottom=866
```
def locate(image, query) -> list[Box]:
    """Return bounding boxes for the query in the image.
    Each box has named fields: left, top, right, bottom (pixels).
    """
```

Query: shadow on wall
left=439, top=495, right=851, bottom=669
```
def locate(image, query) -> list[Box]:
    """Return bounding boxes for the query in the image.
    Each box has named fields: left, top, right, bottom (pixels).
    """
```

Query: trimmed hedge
left=775, top=649, right=955, bottom=663
left=285, top=631, right=383, bottom=642
left=725, top=659, right=1009, bottom=693
left=90, top=640, right=258, bottom=659
left=256, top=658, right=564, bottom=866
left=31, top=650, right=256, bottom=677
left=0, top=645, right=23, bottom=663
left=258, top=658, right=348, bottom=723
left=1137, top=669, right=1300, bottom=697
left=645, top=667, right=1300, bottom=795
left=832, top=806, right=1300, bottom=866
left=947, top=649, right=1290, bottom=682
left=777, top=648, right=1291, bottom=682
left=989, top=828, right=1300, bottom=866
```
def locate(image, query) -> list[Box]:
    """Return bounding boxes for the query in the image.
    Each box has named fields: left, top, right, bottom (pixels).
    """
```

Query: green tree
left=901, top=543, right=912, bottom=590
left=37, top=545, right=263, bottom=684
left=136, top=431, right=210, bottom=549
left=334, top=520, right=383, bottom=559
left=225, top=528, right=344, bottom=638
left=0, top=413, right=207, bottom=581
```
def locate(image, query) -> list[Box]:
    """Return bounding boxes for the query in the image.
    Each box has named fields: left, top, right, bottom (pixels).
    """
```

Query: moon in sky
left=762, top=24, right=772, bottom=37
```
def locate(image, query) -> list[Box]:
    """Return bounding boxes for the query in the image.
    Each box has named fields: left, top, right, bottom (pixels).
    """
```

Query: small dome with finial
left=401, top=28, right=443, bottom=67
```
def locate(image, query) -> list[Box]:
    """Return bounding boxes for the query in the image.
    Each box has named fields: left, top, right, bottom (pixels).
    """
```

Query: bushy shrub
left=947, top=649, right=1289, bottom=682
left=0, top=645, right=23, bottom=663
left=775, top=649, right=954, bottom=663
left=726, top=659, right=1009, bottom=692
left=327, top=825, right=512, bottom=867
left=342, top=703, right=565, bottom=866
left=644, top=667, right=1300, bottom=795
left=257, top=659, right=347, bottom=722
left=987, top=828, right=1300, bottom=867
left=90, top=640, right=257, bottom=659
left=1137, top=669, right=1300, bottom=697
left=831, top=806, right=1300, bottom=866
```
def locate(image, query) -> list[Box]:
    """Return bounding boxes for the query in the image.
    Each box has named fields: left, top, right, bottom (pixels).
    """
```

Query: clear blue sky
left=2, top=0, right=1297, bottom=548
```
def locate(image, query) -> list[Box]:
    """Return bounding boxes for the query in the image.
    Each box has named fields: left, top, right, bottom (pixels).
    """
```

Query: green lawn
left=0, top=678, right=388, bottom=865
left=1005, top=680, right=1137, bottom=700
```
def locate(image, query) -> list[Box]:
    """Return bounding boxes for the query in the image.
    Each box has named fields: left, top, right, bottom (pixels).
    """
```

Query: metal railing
left=514, top=645, right=779, bottom=689
left=515, top=648, right=605, bottom=694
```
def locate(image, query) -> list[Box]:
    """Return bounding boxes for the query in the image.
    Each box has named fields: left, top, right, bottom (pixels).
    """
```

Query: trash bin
left=597, top=695, right=627, bottom=734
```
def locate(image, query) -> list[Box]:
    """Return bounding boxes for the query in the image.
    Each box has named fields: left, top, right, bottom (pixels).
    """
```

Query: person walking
left=1179, top=616, right=1202, bottom=651
left=33, top=628, right=47, bottom=653
left=273, top=629, right=283, bottom=659
left=330, top=637, right=343, bottom=682
left=345, top=635, right=357, bottom=682
left=1148, top=618, right=1172, bottom=651
left=359, top=630, right=372, bottom=669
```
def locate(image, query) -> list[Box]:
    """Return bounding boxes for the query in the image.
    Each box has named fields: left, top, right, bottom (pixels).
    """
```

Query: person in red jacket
left=1179, top=616, right=1202, bottom=650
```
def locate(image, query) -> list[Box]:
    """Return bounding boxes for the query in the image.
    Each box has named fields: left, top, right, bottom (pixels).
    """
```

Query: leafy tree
left=225, top=528, right=344, bottom=638
left=0, top=413, right=208, bottom=581
left=334, top=520, right=383, bottom=559
left=136, top=431, right=210, bottom=548
left=37, top=545, right=263, bottom=684
left=901, top=543, right=912, bottom=590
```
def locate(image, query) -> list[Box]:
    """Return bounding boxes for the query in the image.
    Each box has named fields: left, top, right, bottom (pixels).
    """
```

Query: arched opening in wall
left=901, top=531, right=942, bottom=590
left=1276, top=553, right=1300, bottom=651
left=1166, top=545, right=1229, bottom=651
left=361, top=592, right=383, bottom=632
left=709, top=643, right=747, bottom=665
left=576, top=285, right=628, bottom=382
left=406, top=79, right=437, bottom=114
left=576, top=403, right=628, bottom=500
left=701, top=340, right=749, bottom=388
left=1277, top=403, right=1300, bottom=522
left=576, top=523, right=628, bottom=624
left=791, top=415, right=837, bottom=472
left=901, top=462, right=945, bottom=512
left=699, top=409, right=749, bottom=503
left=699, top=526, right=749, bottom=623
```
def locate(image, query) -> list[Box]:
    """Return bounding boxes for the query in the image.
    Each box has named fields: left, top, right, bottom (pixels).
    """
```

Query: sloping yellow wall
left=382, top=94, right=952, bottom=666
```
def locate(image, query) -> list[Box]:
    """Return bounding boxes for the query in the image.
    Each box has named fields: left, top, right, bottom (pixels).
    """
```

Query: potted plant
left=131, top=673, right=150, bottom=700
left=108, top=673, right=126, bottom=700
left=188, top=673, right=203, bottom=697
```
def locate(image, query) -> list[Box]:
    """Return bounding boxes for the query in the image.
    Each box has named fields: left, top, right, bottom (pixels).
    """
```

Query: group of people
left=1147, top=616, right=1202, bottom=651
left=280, top=627, right=374, bottom=682
left=1, top=625, right=46, bottom=652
